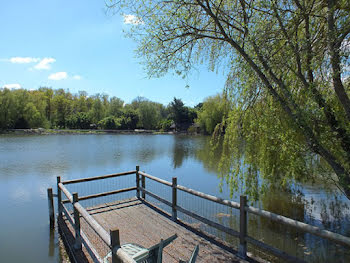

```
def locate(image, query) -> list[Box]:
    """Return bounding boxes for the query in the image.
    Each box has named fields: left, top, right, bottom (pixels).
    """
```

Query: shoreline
left=0, top=128, right=200, bottom=136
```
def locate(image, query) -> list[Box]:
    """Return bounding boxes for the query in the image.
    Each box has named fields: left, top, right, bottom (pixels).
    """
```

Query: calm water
left=0, top=134, right=349, bottom=262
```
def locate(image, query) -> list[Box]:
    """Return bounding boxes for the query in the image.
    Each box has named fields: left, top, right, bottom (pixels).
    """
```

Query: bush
left=66, top=112, right=92, bottom=129
left=187, top=125, right=198, bottom=134
left=118, top=109, right=139, bottom=129
left=158, top=119, right=172, bottom=131
left=98, top=116, right=120, bottom=130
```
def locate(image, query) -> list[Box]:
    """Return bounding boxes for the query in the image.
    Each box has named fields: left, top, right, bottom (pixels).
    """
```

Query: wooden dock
left=59, top=197, right=250, bottom=263
left=48, top=167, right=350, bottom=263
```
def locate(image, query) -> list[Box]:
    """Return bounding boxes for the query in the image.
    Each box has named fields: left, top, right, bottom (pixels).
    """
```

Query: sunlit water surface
left=0, top=134, right=349, bottom=263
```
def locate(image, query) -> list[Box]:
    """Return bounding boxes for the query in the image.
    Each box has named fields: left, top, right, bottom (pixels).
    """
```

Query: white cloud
left=48, top=72, right=68, bottom=80
left=2, top=83, right=22, bottom=90
left=9, top=57, right=40, bottom=64
left=123, top=14, right=143, bottom=25
left=34, top=57, right=56, bottom=70
left=73, top=75, right=82, bottom=80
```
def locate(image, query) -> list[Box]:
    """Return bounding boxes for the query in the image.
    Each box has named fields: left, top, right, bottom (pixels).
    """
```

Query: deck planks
left=62, top=197, right=250, bottom=263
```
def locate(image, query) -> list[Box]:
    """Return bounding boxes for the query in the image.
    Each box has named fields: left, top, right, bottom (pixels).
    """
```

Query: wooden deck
left=59, top=197, right=253, bottom=263
left=52, top=170, right=350, bottom=263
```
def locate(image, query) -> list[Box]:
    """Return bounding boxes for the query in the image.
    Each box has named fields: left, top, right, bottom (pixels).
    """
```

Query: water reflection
left=0, top=134, right=349, bottom=263
left=171, top=135, right=350, bottom=262
left=49, top=228, right=55, bottom=257
left=172, top=136, right=197, bottom=168
left=170, top=135, right=222, bottom=172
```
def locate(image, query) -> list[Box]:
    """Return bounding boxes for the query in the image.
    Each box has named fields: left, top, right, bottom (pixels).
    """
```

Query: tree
left=196, top=93, right=229, bottom=134
left=138, top=101, right=162, bottom=129
left=98, top=116, right=120, bottom=129
left=194, top=103, right=203, bottom=110
left=0, top=88, right=16, bottom=129
left=131, top=96, right=148, bottom=109
left=23, top=102, right=44, bottom=128
left=38, top=87, right=54, bottom=123
left=89, top=94, right=105, bottom=124
left=66, top=112, right=92, bottom=129
left=27, top=90, right=49, bottom=128
left=168, top=98, right=193, bottom=129
left=52, top=89, right=71, bottom=128
left=129, top=97, right=165, bottom=129
left=9, top=89, right=32, bottom=128
left=74, top=91, right=89, bottom=113
left=108, top=0, right=350, bottom=199
left=119, top=107, right=139, bottom=129
left=158, top=119, right=173, bottom=131
left=109, top=97, right=124, bottom=117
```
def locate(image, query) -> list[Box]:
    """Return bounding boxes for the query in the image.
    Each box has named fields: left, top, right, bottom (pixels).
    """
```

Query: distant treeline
left=0, top=87, right=226, bottom=132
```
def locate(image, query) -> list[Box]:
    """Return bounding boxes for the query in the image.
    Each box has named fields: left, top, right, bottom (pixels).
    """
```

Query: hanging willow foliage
left=108, top=0, right=350, bottom=199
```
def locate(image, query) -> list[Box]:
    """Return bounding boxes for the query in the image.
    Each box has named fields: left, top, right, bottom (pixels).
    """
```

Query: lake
left=0, top=134, right=349, bottom=262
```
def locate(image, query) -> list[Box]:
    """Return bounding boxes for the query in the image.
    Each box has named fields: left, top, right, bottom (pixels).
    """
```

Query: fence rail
left=47, top=166, right=350, bottom=263
left=62, top=170, right=136, bottom=185
left=176, top=184, right=241, bottom=209
left=50, top=175, right=137, bottom=263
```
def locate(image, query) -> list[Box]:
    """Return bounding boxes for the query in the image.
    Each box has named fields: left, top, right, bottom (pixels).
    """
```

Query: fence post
left=47, top=188, right=55, bottom=229
left=239, top=195, right=247, bottom=259
left=57, top=176, right=62, bottom=219
left=136, top=165, right=140, bottom=199
left=172, top=177, right=177, bottom=221
left=110, top=228, right=121, bottom=263
left=141, top=172, right=146, bottom=199
left=73, top=192, right=82, bottom=251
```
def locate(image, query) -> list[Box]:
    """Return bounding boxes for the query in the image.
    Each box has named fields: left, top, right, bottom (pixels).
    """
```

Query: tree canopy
left=0, top=87, right=199, bottom=132
left=196, top=93, right=230, bottom=134
left=168, top=97, right=197, bottom=129
left=108, top=0, right=350, bottom=199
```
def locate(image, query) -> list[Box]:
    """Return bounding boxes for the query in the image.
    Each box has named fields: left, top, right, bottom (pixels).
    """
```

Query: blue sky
left=0, top=0, right=226, bottom=106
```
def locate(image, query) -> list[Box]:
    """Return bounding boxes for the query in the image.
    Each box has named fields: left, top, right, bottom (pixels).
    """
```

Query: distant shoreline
left=0, top=128, right=187, bottom=135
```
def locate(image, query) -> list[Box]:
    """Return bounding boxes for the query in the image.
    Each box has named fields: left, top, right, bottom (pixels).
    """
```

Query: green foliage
left=187, top=108, right=197, bottom=124
left=66, top=112, right=92, bottom=129
left=187, top=125, right=198, bottom=134
left=0, top=87, right=201, bottom=132
left=127, top=97, right=171, bottom=130
left=24, top=102, right=45, bottom=128
left=98, top=116, right=120, bottom=130
left=0, top=88, right=16, bottom=129
left=137, top=100, right=162, bottom=129
left=196, top=93, right=230, bottom=134
left=109, top=0, right=350, bottom=199
left=168, top=98, right=186, bottom=125
left=89, top=94, right=106, bottom=124
left=52, top=89, right=71, bottom=128
left=158, top=119, right=172, bottom=131
left=0, top=88, right=183, bottom=131
left=119, top=108, right=139, bottom=129
left=0, top=88, right=48, bottom=129
left=168, top=98, right=196, bottom=130
left=108, top=97, right=124, bottom=117
left=194, top=103, right=203, bottom=110
left=215, top=98, right=308, bottom=199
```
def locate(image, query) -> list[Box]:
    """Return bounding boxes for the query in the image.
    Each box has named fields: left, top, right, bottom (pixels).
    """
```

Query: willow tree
left=108, top=0, right=350, bottom=199
left=196, top=93, right=230, bottom=134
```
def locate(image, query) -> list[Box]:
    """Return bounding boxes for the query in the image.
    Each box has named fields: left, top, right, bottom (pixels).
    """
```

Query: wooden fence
left=48, top=166, right=350, bottom=263
left=49, top=171, right=138, bottom=263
